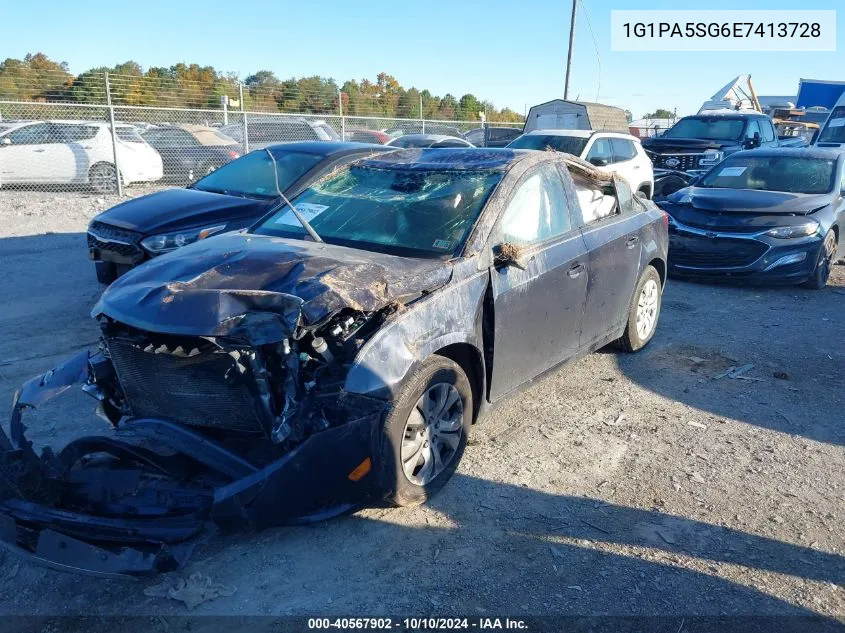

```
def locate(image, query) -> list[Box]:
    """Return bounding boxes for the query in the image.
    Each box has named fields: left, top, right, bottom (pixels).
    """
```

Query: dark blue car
left=88, top=141, right=393, bottom=284
left=140, top=124, right=242, bottom=182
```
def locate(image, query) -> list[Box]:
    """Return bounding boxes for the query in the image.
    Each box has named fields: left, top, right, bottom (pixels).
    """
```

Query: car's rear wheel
left=615, top=265, right=662, bottom=352
left=89, top=163, right=119, bottom=194
left=803, top=230, right=837, bottom=290
left=381, top=355, right=471, bottom=507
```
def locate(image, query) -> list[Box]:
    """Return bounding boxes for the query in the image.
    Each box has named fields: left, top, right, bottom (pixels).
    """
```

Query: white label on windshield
left=718, top=166, right=747, bottom=177
left=828, top=118, right=845, bottom=128
left=273, top=203, right=329, bottom=227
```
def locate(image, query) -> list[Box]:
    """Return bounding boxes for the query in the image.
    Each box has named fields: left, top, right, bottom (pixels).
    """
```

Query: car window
left=192, top=150, right=324, bottom=198
left=499, top=164, right=572, bottom=246
left=745, top=119, right=761, bottom=140
left=614, top=177, right=636, bottom=214
left=697, top=155, right=836, bottom=194
left=58, top=124, right=99, bottom=142
left=7, top=123, right=53, bottom=145
left=145, top=129, right=201, bottom=147
left=116, top=127, right=146, bottom=143
left=760, top=119, right=775, bottom=142
left=432, top=139, right=470, bottom=148
left=508, top=134, right=589, bottom=156
left=610, top=138, right=636, bottom=162
left=817, top=106, right=845, bottom=144
left=664, top=117, right=745, bottom=141
left=586, top=138, right=614, bottom=164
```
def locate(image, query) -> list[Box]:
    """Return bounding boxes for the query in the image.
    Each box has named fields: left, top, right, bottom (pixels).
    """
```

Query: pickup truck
left=643, top=111, right=807, bottom=198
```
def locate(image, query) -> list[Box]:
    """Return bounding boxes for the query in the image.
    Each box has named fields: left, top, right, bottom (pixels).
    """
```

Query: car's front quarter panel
left=343, top=258, right=488, bottom=402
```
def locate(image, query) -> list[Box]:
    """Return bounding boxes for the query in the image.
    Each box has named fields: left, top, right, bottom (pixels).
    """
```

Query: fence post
left=420, top=95, right=425, bottom=134
left=104, top=72, right=123, bottom=197
left=239, top=82, right=249, bottom=154
left=338, top=89, right=345, bottom=140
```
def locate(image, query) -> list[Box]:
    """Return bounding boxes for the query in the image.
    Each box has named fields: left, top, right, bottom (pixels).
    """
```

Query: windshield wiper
left=264, top=148, right=323, bottom=243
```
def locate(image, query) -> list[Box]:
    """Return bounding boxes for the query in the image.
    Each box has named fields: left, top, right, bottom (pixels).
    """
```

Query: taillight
left=227, top=150, right=240, bottom=159
left=662, top=212, right=670, bottom=230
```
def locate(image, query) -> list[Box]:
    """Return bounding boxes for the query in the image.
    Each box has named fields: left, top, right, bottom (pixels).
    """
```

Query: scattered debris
left=688, top=356, right=708, bottom=364
left=713, top=364, right=755, bottom=380
left=549, top=546, right=566, bottom=559
left=606, top=413, right=626, bottom=426
left=567, top=585, right=583, bottom=591
left=770, top=515, right=785, bottom=525
left=690, top=471, right=706, bottom=484
left=687, top=421, right=707, bottom=430
left=144, top=572, right=237, bottom=610
left=774, top=371, right=791, bottom=380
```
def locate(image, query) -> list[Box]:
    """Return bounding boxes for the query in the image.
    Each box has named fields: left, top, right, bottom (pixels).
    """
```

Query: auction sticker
left=274, top=203, right=329, bottom=226
left=717, top=167, right=747, bottom=177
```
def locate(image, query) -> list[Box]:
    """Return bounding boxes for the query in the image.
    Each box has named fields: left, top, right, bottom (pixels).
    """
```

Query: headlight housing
left=764, top=222, right=820, bottom=239
left=141, top=224, right=227, bottom=254
left=698, top=150, right=723, bottom=167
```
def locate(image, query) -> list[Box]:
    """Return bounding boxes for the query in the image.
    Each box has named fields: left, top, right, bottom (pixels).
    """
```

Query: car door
left=1, top=123, right=73, bottom=184
left=585, top=136, right=614, bottom=168
left=609, top=138, right=641, bottom=188
left=759, top=118, right=778, bottom=147
left=55, top=124, right=98, bottom=183
left=578, top=176, right=645, bottom=350
left=744, top=119, right=761, bottom=149
left=488, top=162, right=588, bottom=401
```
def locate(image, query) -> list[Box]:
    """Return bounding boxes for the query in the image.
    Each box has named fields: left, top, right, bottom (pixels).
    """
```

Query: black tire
left=94, top=261, right=117, bottom=285
left=89, top=162, right=119, bottom=194
left=802, top=230, right=837, bottom=290
left=380, top=355, right=472, bottom=507
left=615, top=265, right=662, bottom=352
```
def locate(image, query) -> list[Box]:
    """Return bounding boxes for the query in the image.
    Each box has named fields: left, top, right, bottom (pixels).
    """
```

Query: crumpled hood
left=92, top=188, right=275, bottom=234
left=93, top=232, right=453, bottom=340
left=670, top=187, right=835, bottom=215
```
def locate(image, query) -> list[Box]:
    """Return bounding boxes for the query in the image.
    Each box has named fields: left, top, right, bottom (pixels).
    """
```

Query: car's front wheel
left=380, top=355, right=471, bottom=507
left=616, top=265, right=662, bottom=352
left=803, top=230, right=837, bottom=290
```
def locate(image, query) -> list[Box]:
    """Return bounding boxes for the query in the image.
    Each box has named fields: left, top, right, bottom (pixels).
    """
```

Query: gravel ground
left=0, top=189, right=843, bottom=625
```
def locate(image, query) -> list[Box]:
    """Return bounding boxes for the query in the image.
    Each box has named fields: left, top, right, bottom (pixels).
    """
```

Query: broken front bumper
left=0, top=351, right=383, bottom=577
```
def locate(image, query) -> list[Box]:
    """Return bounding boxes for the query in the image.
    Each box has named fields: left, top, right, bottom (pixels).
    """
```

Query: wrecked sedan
left=88, top=141, right=390, bottom=284
left=1, top=148, right=667, bottom=576
left=659, top=148, right=844, bottom=288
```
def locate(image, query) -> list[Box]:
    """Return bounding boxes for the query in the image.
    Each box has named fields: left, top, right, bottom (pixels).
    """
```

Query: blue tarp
left=796, top=80, right=845, bottom=109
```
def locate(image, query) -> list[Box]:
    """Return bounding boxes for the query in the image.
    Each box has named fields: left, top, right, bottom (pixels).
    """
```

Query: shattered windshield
left=253, top=165, right=502, bottom=258
left=697, top=156, right=836, bottom=194
left=664, top=117, right=746, bottom=141
left=191, top=150, right=322, bottom=198
left=507, top=134, right=589, bottom=156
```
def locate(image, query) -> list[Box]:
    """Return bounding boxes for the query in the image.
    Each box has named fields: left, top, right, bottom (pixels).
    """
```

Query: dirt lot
left=0, top=189, right=843, bottom=623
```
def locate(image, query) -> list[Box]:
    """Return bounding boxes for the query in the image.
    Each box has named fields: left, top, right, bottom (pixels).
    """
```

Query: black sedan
left=141, top=124, right=241, bottom=182
left=88, top=141, right=391, bottom=284
left=658, top=148, right=844, bottom=289
left=3, top=149, right=667, bottom=576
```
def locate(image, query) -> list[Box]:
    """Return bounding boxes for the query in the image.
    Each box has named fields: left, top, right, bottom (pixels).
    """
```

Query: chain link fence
left=0, top=72, right=525, bottom=196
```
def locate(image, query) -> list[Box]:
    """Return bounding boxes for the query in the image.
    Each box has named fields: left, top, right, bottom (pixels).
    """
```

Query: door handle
left=33, top=149, right=46, bottom=153
left=567, top=262, right=586, bottom=278
left=626, top=236, right=640, bottom=249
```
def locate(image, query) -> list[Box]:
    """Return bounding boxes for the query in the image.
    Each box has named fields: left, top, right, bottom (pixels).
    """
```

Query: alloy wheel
left=636, top=278, right=660, bottom=340
left=401, top=383, right=464, bottom=486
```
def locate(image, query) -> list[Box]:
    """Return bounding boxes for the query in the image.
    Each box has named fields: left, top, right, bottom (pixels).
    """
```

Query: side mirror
left=589, top=157, right=608, bottom=167
left=493, top=243, right=528, bottom=271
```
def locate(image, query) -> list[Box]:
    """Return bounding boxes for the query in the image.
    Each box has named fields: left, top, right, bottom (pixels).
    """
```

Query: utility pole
left=564, top=0, right=577, bottom=101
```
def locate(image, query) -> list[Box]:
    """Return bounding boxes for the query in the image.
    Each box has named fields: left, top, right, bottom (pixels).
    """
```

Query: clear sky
left=3, top=0, right=842, bottom=117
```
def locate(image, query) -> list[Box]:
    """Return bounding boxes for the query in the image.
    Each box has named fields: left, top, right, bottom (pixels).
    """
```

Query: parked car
left=342, top=129, right=392, bottom=144
left=386, top=134, right=474, bottom=148
left=642, top=111, right=805, bottom=182
left=657, top=148, right=844, bottom=289
left=141, top=124, right=241, bottom=182
left=507, top=130, right=655, bottom=198
left=2, top=148, right=667, bottom=576
left=220, top=117, right=339, bottom=150
left=384, top=123, right=464, bottom=138
left=814, top=93, right=845, bottom=149
left=88, top=141, right=391, bottom=284
left=463, top=126, right=523, bottom=147
left=0, top=120, right=163, bottom=193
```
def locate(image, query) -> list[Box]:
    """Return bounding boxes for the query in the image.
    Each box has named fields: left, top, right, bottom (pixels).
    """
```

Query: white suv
left=0, top=120, right=163, bottom=193
left=507, top=130, right=655, bottom=198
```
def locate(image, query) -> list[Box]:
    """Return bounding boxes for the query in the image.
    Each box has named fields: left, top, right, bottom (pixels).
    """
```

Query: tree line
left=0, top=53, right=524, bottom=122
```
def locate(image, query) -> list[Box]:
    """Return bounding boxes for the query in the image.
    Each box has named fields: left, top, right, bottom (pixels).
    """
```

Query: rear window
left=59, top=125, right=99, bottom=141
left=507, top=134, right=589, bottom=156
left=116, top=127, right=145, bottom=143
left=818, top=106, right=845, bottom=144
